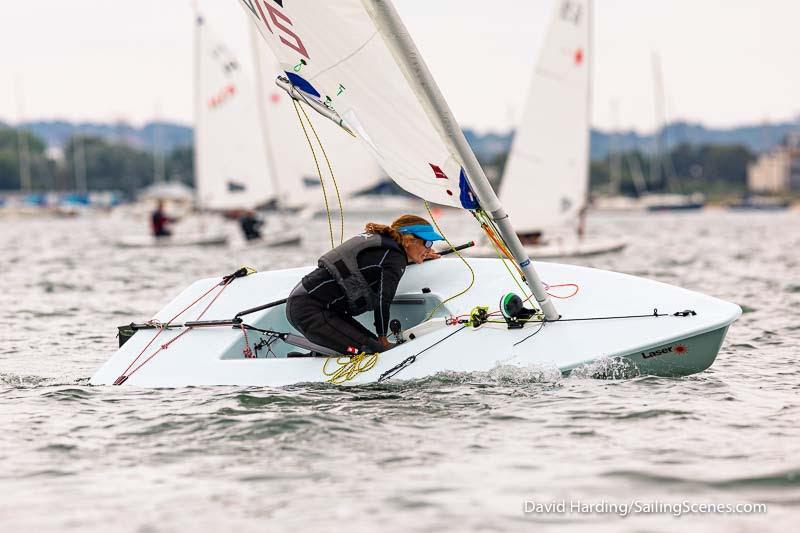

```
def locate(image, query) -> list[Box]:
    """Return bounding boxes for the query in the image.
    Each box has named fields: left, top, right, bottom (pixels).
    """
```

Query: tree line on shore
left=0, top=128, right=192, bottom=197
left=1, top=125, right=757, bottom=198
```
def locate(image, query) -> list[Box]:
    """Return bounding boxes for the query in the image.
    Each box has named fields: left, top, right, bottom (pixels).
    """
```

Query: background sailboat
left=640, top=52, right=705, bottom=212
left=193, top=10, right=307, bottom=247
left=472, top=0, right=625, bottom=258
left=592, top=99, right=650, bottom=211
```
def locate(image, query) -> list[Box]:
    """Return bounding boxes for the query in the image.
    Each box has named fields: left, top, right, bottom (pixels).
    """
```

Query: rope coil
left=322, top=353, right=380, bottom=385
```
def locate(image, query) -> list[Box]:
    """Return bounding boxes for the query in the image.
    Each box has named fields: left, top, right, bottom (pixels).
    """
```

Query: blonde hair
left=365, top=214, right=431, bottom=247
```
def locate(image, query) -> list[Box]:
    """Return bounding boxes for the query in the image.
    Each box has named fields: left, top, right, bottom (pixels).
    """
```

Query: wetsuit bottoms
left=285, top=283, right=384, bottom=354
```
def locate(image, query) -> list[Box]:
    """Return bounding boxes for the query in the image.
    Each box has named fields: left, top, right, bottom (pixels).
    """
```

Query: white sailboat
left=193, top=10, right=304, bottom=247
left=641, top=52, right=705, bottom=212
left=471, top=0, right=625, bottom=258
left=591, top=100, right=651, bottom=212
left=90, top=0, right=739, bottom=387
left=114, top=13, right=248, bottom=249
left=582, top=52, right=705, bottom=213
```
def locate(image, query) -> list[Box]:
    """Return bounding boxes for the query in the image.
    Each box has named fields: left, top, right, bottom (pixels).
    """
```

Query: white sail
left=500, top=0, right=592, bottom=233
left=237, top=0, right=478, bottom=210
left=194, top=13, right=274, bottom=210
left=248, top=26, right=385, bottom=208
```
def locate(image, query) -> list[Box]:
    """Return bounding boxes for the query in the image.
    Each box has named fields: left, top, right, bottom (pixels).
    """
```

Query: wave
left=604, top=468, right=800, bottom=489
left=0, top=373, right=90, bottom=389
left=568, top=356, right=641, bottom=380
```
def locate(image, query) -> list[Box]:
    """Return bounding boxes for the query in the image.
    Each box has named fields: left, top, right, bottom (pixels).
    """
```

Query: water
left=1, top=209, right=798, bottom=531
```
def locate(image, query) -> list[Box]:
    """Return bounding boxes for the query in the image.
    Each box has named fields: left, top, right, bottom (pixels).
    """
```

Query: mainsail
left=194, top=13, right=274, bottom=210
left=248, top=22, right=386, bottom=208
left=500, top=0, right=591, bottom=233
left=237, top=0, right=558, bottom=320
left=237, top=0, right=477, bottom=209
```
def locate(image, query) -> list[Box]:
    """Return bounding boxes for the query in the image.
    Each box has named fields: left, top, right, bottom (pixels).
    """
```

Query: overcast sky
left=1, top=0, right=797, bottom=133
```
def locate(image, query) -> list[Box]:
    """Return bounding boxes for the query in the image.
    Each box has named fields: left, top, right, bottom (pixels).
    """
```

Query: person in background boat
left=151, top=200, right=178, bottom=238
left=239, top=210, right=263, bottom=241
left=576, top=204, right=588, bottom=240
left=519, top=230, right=545, bottom=246
left=286, top=214, right=444, bottom=355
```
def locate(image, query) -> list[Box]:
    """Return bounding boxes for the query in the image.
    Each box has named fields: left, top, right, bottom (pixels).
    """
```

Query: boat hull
left=646, top=202, right=704, bottom=212
left=245, top=230, right=303, bottom=248
left=90, top=259, right=740, bottom=387
left=567, top=324, right=730, bottom=378
left=114, top=233, right=228, bottom=248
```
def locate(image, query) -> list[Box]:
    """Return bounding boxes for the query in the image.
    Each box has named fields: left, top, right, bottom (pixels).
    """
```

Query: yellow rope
left=423, top=201, right=475, bottom=321
left=296, top=102, right=345, bottom=245
left=478, top=212, right=529, bottom=291
left=292, top=98, right=335, bottom=249
left=322, top=352, right=379, bottom=385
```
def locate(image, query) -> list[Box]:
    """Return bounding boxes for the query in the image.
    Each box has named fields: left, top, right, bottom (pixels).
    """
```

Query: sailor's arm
left=373, top=256, right=405, bottom=342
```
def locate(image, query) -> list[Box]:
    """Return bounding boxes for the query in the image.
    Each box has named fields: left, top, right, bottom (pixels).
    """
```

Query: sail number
left=560, top=1, right=583, bottom=25
left=241, top=0, right=310, bottom=59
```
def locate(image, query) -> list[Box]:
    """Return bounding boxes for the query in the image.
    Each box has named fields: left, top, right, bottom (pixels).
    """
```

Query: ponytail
left=364, top=222, right=404, bottom=247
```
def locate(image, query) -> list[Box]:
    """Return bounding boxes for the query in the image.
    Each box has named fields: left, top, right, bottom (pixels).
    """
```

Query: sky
left=0, top=0, right=798, bottom=134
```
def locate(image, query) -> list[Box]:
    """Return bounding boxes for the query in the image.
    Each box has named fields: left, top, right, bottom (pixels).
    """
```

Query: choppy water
left=1, top=209, right=798, bottom=532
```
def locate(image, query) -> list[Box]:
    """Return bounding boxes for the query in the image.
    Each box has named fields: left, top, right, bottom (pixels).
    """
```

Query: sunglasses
left=418, top=238, right=433, bottom=249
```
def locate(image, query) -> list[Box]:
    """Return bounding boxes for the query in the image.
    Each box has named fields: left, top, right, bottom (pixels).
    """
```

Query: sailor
left=286, top=214, right=444, bottom=354
left=151, top=200, right=178, bottom=238
left=519, top=230, right=544, bottom=246
left=239, top=210, right=264, bottom=241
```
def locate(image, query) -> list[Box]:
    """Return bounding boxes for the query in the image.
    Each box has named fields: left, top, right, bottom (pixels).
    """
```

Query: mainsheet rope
left=291, top=98, right=344, bottom=248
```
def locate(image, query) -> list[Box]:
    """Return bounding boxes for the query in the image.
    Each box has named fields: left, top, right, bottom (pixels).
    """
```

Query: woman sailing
left=286, top=214, right=444, bottom=354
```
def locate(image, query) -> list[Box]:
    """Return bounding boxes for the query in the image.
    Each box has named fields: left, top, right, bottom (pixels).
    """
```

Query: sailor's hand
left=424, top=249, right=441, bottom=260
left=378, top=336, right=396, bottom=351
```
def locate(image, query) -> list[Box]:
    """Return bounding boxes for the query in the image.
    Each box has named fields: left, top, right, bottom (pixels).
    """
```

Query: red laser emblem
left=430, top=163, right=449, bottom=180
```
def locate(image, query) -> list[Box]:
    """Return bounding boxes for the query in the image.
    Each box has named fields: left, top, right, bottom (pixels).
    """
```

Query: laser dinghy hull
left=90, top=259, right=740, bottom=387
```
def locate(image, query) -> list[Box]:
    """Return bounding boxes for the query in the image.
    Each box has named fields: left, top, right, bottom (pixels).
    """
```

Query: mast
left=608, top=100, right=622, bottom=195
left=73, top=128, right=88, bottom=193
left=651, top=51, right=664, bottom=191
left=192, top=9, right=203, bottom=209
left=14, top=79, right=32, bottom=193
left=248, top=21, right=283, bottom=209
left=582, top=0, right=594, bottom=237
left=153, top=106, right=166, bottom=184
left=654, top=53, right=680, bottom=191
left=16, top=129, right=32, bottom=194
left=366, top=0, right=558, bottom=320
